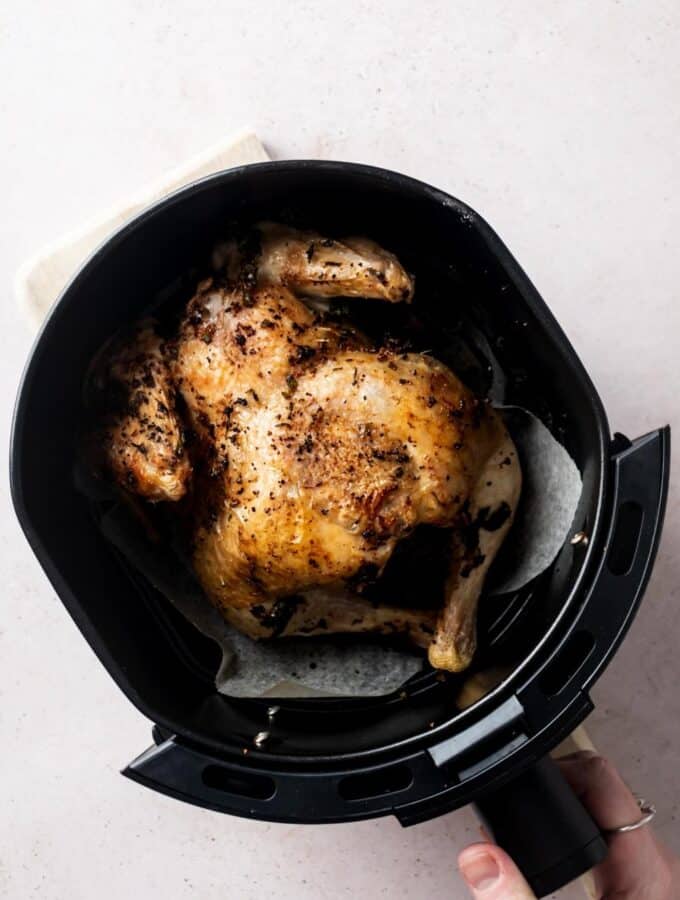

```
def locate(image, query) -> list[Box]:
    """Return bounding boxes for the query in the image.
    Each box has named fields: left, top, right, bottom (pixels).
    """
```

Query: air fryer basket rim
left=11, top=159, right=614, bottom=757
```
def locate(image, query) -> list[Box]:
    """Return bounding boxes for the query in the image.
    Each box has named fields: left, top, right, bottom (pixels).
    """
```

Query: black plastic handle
left=475, top=756, right=606, bottom=897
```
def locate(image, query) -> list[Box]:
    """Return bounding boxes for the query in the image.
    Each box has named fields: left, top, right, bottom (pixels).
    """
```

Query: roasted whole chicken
left=89, top=224, right=521, bottom=672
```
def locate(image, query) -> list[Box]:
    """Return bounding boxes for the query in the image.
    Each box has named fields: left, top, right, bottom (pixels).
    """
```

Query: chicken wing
left=87, top=322, right=191, bottom=501
left=258, top=223, right=414, bottom=302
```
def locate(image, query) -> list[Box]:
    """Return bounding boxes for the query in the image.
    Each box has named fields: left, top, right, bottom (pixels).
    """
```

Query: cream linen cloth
left=15, top=130, right=269, bottom=330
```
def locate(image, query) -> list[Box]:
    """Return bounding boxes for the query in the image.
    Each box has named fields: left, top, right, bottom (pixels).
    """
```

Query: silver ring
left=606, top=797, right=656, bottom=834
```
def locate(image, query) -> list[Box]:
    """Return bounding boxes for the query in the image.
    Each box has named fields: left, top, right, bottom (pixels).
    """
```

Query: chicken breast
left=91, top=224, right=521, bottom=672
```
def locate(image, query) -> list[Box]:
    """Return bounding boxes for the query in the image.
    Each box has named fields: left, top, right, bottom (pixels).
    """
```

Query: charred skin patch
left=250, top=595, right=303, bottom=637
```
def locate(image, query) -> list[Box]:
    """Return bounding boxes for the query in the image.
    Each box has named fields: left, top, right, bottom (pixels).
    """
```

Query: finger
left=556, top=751, right=641, bottom=830
left=555, top=749, right=599, bottom=763
left=557, top=752, right=670, bottom=896
left=459, top=843, right=536, bottom=899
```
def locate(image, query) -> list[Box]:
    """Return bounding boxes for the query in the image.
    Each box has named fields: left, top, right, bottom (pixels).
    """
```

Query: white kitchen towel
left=15, top=130, right=269, bottom=331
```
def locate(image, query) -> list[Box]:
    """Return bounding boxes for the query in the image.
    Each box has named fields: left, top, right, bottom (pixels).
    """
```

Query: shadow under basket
left=10, top=161, right=669, bottom=898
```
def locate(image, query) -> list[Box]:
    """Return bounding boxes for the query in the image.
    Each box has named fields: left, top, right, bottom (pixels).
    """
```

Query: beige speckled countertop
left=1, top=2, right=679, bottom=898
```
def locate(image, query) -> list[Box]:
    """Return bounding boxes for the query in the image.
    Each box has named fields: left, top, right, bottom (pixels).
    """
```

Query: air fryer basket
left=11, top=162, right=669, bottom=897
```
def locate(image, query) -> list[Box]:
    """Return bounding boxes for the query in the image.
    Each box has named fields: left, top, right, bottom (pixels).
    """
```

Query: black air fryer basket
left=11, top=163, right=669, bottom=897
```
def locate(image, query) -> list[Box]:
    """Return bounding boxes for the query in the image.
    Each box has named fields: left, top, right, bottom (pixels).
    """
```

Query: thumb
left=458, top=843, right=536, bottom=899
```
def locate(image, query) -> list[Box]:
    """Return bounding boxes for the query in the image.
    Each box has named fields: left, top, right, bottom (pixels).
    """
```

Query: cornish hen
left=92, top=224, right=521, bottom=672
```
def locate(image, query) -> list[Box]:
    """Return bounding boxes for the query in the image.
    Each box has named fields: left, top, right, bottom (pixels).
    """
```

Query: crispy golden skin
left=90, top=322, right=191, bottom=502
left=258, top=223, right=414, bottom=302
left=93, top=225, right=521, bottom=672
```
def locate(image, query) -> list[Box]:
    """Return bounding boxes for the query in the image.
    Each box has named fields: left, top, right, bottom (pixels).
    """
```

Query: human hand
left=458, top=751, right=680, bottom=898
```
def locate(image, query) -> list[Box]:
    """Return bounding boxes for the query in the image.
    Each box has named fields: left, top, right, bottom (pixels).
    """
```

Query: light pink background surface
left=1, top=2, right=679, bottom=897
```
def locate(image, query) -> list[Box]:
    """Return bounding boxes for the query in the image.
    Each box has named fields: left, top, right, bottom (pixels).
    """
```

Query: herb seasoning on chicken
left=88, top=224, right=521, bottom=672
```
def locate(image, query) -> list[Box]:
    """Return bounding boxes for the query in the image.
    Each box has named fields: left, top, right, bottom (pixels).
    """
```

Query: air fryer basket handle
left=474, top=756, right=606, bottom=897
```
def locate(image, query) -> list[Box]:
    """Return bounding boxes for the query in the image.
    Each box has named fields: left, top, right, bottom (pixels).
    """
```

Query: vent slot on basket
left=607, top=500, right=644, bottom=576
left=339, top=764, right=413, bottom=801
left=202, top=765, right=275, bottom=800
